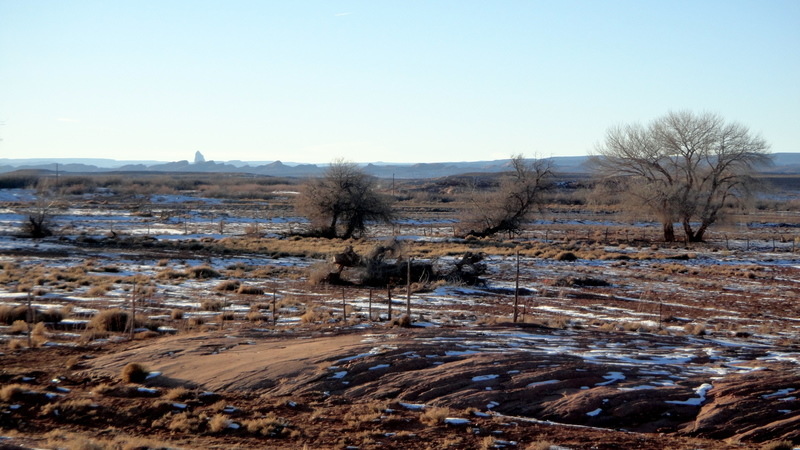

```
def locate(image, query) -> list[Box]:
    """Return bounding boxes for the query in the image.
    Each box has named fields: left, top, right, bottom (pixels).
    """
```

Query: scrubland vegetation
left=1, top=160, right=799, bottom=449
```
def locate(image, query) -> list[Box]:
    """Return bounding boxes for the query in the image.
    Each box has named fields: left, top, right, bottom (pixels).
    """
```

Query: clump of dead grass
left=0, top=305, right=28, bottom=325
left=215, top=280, right=241, bottom=291
left=187, top=265, right=220, bottom=279
left=0, top=383, right=27, bottom=402
left=237, top=284, right=264, bottom=295
left=208, top=413, right=232, bottom=433
left=164, top=386, right=193, bottom=401
left=9, top=319, right=29, bottom=334
left=89, top=309, right=129, bottom=332
left=201, top=299, right=223, bottom=312
left=42, top=399, right=98, bottom=421
left=243, top=413, right=290, bottom=437
left=420, top=406, right=450, bottom=425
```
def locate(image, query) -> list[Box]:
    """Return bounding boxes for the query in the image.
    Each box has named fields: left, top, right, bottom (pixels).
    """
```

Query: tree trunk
left=325, top=214, right=339, bottom=238
left=662, top=222, right=675, bottom=242
left=692, top=222, right=710, bottom=242
left=682, top=219, right=702, bottom=242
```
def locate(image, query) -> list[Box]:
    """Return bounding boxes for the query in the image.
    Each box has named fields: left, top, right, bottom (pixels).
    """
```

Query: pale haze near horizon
left=0, top=1, right=798, bottom=165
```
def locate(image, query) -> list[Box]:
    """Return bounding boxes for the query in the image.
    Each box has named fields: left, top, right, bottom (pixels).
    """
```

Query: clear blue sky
left=1, top=1, right=798, bottom=164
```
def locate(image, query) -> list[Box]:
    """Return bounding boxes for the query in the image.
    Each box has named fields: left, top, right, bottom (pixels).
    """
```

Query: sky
left=1, top=1, right=798, bottom=164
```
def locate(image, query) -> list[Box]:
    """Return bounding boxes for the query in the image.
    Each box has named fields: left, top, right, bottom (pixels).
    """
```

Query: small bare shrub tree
left=19, top=180, right=61, bottom=238
left=296, top=160, right=394, bottom=239
left=461, top=154, right=553, bottom=237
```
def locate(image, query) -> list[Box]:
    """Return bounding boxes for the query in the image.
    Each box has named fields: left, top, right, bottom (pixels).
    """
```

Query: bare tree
left=296, top=160, right=394, bottom=239
left=18, top=179, right=60, bottom=238
left=461, top=154, right=553, bottom=238
left=592, top=111, right=771, bottom=242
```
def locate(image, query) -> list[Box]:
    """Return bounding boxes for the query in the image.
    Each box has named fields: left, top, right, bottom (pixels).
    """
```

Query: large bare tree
left=296, top=160, right=394, bottom=239
left=461, top=154, right=553, bottom=238
left=592, top=111, right=771, bottom=242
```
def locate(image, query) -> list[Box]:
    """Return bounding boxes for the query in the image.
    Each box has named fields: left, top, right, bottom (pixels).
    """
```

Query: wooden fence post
left=513, top=250, right=520, bottom=323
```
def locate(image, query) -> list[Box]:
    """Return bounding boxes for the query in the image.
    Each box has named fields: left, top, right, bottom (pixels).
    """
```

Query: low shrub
left=246, top=311, right=266, bottom=322
left=187, top=316, right=205, bottom=328
left=0, top=305, right=28, bottom=325
left=32, top=321, right=46, bottom=337
left=215, top=280, right=241, bottom=291
left=164, top=387, right=192, bottom=401
left=42, top=399, right=97, bottom=421
left=134, top=330, right=160, bottom=340
left=10, top=320, right=29, bottom=334
left=7, top=339, right=26, bottom=350
left=38, top=308, right=64, bottom=323
left=392, top=315, right=412, bottom=328
left=201, top=299, right=223, bottom=312
left=120, top=362, right=150, bottom=383
left=243, top=413, right=290, bottom=436
left=187, top=265, right=220, bottom=279
left=555, top=251, right=578, bottom=262
left=208, top=414, right=231, bottom=433
left=156, top=269, right=185, bottom=280
left=170, top=309, right=184, bottom=320
left=420, top=406, right=450, bottom=425
left=86, top=285, right=110, bottom=296
left=237, top=284, right=264, bottom=295
left=166, top=411, right=203, bottom=432
left=90, top=309, right=129, bottom=332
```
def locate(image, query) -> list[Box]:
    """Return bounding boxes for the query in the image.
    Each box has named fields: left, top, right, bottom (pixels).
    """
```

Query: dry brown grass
left=246, top=311, right=266, bottom=322
left=526, top=441, right=557, bottom=450
left=187, top=316, right=205, bottom=329
left=42, top=399, right=97, bottom=421
left=0, top=383, right=27, bottom=402
left=156, top=268, right=185, bottom=280
left=164, top=411, right=204, bottom=432
left=684, top=323, right=707, bottom=336
left=7, top=339, right=26, bottom=350
left=201, top=299, right=223, bottom=311
left=9, top=319, right=29, bottom=334
left=86, top=284, right=111, bottom=296
left=208, top=413, right=232, bottom=433
left=300, top=305, right=332, bottom=324
left=237, top=284, right=265, bottom=295
left=420, top=406, right=450, bottom=425
left=215, top=279, right=241, bottom=291
left=243, top=413, right=290, bottom=436
left=89, top=309, right=129, bottom=332
left=31, top=321, right=46, bottom=336
left=187, top=265, right=220, bottom=279
left=0, top=305, right=28, bottom=325
left=164, top=386, right=193, bottom=401
left=134, top=330, right=160, bottom=340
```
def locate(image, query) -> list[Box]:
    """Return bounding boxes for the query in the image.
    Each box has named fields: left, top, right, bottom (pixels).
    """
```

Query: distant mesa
left=2, top=153, right=799, bottom=178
